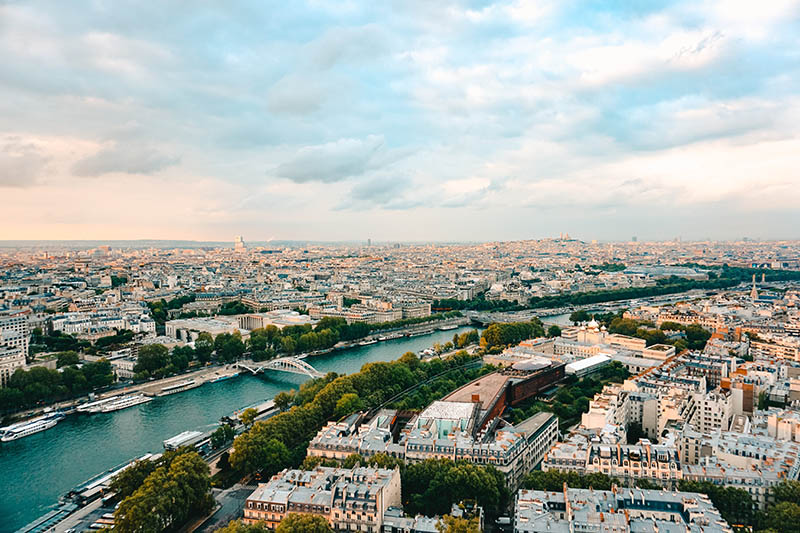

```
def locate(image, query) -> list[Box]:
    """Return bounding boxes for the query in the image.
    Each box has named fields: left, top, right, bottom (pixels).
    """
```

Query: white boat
left=156, top=379, right=202, bottom=397
left=99, top=394, right=152, bottom=413
left=358, top=339, right=378, bottom=346
left=77, top=396, right=118, bottom=413
left=438, top=324, right=459, bottom=331
left=0, top=413, right=65, bottom=442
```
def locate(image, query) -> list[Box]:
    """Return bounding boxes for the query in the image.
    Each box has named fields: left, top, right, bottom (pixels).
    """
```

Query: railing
left=235, top=357, right=324, bottom=378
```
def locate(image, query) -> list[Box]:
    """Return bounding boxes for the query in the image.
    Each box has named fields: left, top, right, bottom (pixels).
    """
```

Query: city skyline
left=2, top=1, right=800, bottom=241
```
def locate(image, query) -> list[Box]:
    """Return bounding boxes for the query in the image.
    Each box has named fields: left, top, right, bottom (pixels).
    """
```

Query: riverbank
left=0, top=326, right=480, bottom=533
left=3, top=316, right=473, bottom=425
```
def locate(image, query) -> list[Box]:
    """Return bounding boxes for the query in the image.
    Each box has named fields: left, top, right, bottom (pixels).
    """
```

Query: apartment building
left=243, top=466, right=401, bottom=532
left=0, top=312, right=29, bottom=357
left=308, top=404, right=559, bottom=489
left=514, top=487, right=732, bottom=533
left=750, top=338, right=800, bottom=362
left=0, top=345, right=26, bottom=387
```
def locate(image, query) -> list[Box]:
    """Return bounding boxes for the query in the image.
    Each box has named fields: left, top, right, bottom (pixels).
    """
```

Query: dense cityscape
left=1, top=237, right=800, bottom=532
left=4, top=0, right=800, bottom=532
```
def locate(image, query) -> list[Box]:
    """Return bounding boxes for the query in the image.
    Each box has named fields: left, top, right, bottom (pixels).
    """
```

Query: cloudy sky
left=1, top=0, right=799, bottom=242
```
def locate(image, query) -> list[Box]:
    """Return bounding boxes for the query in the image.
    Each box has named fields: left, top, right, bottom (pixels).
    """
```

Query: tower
left=234, top=236, right=246, bottom=252
left=750, top=274, right=759, bottom=301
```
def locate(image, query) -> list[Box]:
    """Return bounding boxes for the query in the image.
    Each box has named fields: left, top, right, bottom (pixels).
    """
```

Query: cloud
left=274, top=135, right=386, bottom=183
left=72, top=143, right=179, bottom=177
left=1, top=0, right=800, bottom=240
left=308, top=25, right=389, bottom=69
left=267, top=73, right=330, bottom=115
left=0, top=137, right=48, bottom=187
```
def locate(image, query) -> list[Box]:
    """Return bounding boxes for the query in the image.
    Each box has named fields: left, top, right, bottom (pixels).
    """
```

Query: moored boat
left=0, top=412, right=65, bottom=442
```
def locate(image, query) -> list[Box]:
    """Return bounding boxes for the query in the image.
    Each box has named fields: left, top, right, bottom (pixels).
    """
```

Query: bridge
left=234, top=357, right=324, bottom=379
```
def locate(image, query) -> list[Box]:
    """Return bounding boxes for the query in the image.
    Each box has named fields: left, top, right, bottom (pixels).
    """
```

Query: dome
left=588, top=319, right=599, bottom=329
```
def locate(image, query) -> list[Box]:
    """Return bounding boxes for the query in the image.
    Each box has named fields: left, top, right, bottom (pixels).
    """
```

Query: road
left=193, top=485, right=257, bottom=532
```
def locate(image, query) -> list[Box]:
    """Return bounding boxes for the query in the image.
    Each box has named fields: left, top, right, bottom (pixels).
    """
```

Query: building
left=0, top=312, right=29, bottom=357
left=308, top=403, right=559, bottom=489
left=243, top=466, right=401, bottom=531
left=164, top=317, right=248, bottom=342
left=237, top=310, right=315, bottom=331
left=0, top=345, right=26, bottom=388
left=234, top=235, right=246, bottom=252
left=750, top=338, right=800, bottom=362
left=514, top=486, right=732, bottom=533
left=565, top=354, right=611, bottom=377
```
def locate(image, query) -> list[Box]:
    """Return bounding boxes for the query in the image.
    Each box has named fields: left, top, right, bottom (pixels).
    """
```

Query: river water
left=0, top=327, right=478, bottom=532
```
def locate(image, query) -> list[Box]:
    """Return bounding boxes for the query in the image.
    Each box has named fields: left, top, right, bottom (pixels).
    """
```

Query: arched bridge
left=234, top=357, right=324, bottom=379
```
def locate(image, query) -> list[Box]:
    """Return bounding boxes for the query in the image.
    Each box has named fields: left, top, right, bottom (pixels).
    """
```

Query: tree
left=626, top=422, right=645, bottom=444
left=437, top=515, right=481, bottom=533
left=215, top=520, right=270, bottom=533
left=114, top=451, right=214, bottom=533
left=275, top=513, right=333, bottom=533
left=634, top=479, right=661, bottom=489
left=569, top=310, right=591, bottom=324
left=56, top=351, right=80, bottom=368
left=677, top=481, right=755, bottom=527
left=110, top=459, right=157, bottom=500
left=758, top=390, right=769, bottom=410
left=334, top=393, right=363, bottom=418
left=211, top=425, right=235, bottom=449
left=134, top=344, right=169, bottom=374
left=240, top=407, right=258, bottom=427
left=231, top=436, right=290, bottom=476
left=546, top=325, right=562, bottom=338
left=274, top=391, right=295, bottom=411
left=773, top=480, right=800, bottom=505
left=762, top=502, right=800, bottom=533
left=195, top=332, right=214, bottom=363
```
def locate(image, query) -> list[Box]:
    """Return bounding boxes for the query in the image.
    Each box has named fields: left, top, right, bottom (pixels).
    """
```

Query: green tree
left=437, top=515, right=481, bottom=533
left=211, top=425, right=235, bottom=449
left=275, top=513, right=333, bottom=533
left=762, top=502, right=800, bottom=533
left=110, top=459, right=157, bottom=500
left=678, top=481, right=755, bottom=527
left=195, top=332, right=214, bottom=363
left=240, top=407, right=258, bottom=427
left=773, top=480, right=800, bottom=505
left=546, top=325, right=562, bottom=338
left=56, top=351, right=80, bottom=368
left=274, top=391, right=295, bottom=411
left=569, top=310, right=591, bottom=324
left=134, top=344, right=169, bottom=374
left=334, top=393, right=363, bottom=418
left=215, top=521, right=271, bottom=533
left=114, top=451, right=214, bottom=533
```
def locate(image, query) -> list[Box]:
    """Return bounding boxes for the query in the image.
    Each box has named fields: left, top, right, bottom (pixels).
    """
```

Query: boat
left=358, top=339, right=378, bottom=346
left=210, top=372, right=239, bottom=383
left=156, top=379, right=202, bottom=397
left=0, top=412, right=65, bottom=442
left=438, top=324, right=459, bottom=331
left=99, top=394, right=152, bottom=413
left=76, top=396, right=118, bottom=413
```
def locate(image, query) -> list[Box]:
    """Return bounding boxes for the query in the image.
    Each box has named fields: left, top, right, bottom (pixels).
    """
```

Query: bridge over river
left=233, top=357, right=324, bottom=378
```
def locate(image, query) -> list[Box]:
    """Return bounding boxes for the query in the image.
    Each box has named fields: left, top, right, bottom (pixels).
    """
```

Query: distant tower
left=632, top=236, right=637, bottom=242
left=367, top=238, right=371, bottom=247
left=762, top=273, right=765, bottom=283
left=234, top=236, right=246, bottom=252
left=750, top=274, right=759, bottom=301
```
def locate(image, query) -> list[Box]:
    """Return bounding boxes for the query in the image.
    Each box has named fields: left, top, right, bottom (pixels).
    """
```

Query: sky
left=1, top=0, right=799, bottom=242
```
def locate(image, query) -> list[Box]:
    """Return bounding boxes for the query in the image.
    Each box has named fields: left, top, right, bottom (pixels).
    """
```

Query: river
left=0, top=327, right=479, bottom=533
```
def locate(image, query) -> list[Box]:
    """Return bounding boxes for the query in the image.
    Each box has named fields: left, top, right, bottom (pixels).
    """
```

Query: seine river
left=0, top=327, right=478, bottom=533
